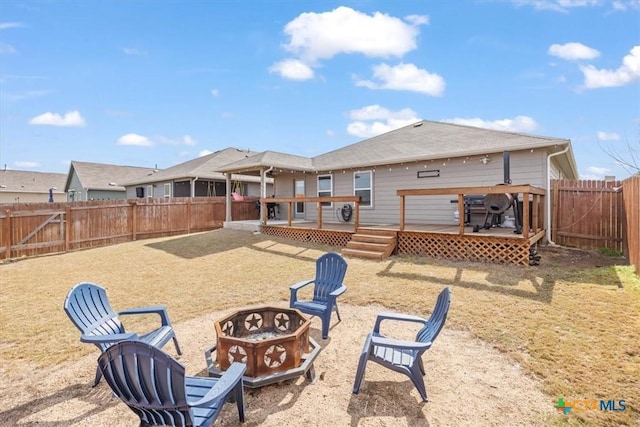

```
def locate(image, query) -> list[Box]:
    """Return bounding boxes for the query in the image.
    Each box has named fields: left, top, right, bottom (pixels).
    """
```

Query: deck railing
left=259, top=196, right=361, bottom=229
left=397, top=184, right=546, bottom=241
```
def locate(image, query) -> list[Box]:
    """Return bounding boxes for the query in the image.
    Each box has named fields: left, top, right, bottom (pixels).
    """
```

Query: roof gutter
left=546, top=145, right=570, bottom=246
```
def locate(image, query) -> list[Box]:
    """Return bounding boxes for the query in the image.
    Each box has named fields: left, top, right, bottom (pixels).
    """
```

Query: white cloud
left=158, top=135, right=198, bottom=146
left=4, top=90, right=52, bottom=101
left=355, top=62, right=445, bottom=96
left=211, top=89, right=219, bottom=97
left=0, top=42, right=17, bottom=54
left=281, top=6, right=423, bottom=64
left=269, top=59, right=314, bottom=80
left=442, top=115, right=539, bottom=133
left=14, top=161, right=39, bottom=168
left=548, top=42, right=600, bottom=60
left=347, top=105, right=420, bottom=138
left=597, top=131, right=621, bottom=141
left=326, top=129, right=335, bottom=137
left=122, top=47, right=147, bottom=55
left=199, top=149, right=213, bottom=156
left=405, top=14, right=429, bottom=25
left=587, top=165, right=610, bottom=175
left=512, top=0, right=600, bottom=12
left=0, top=22, right=25, bottom=30
left=612, top=0, right=640, bottom=11
left=580, top=45, right=640, bottom=88
left=116, top=133, right=153, bottom=147
left=29, top=110, right=86, bottom=127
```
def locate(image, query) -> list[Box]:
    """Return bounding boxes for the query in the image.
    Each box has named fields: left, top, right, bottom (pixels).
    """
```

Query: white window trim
left=317, top=174, right=333, bottom=207
left=164, top=183, right=171, bottom=198
left=146, top=185, right=153, bottom=198
left=354, top=170, right=373, bottom=208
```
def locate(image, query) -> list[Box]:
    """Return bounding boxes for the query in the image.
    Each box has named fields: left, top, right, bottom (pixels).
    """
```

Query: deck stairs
left=342, top=228, right=397, bottom=260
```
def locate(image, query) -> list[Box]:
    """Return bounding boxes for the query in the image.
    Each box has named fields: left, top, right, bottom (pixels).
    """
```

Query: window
left=354, top=171, right=372, bottom=207
left=164, top=183, right=171, bottom=198
left=146, top=185, right=153, bottom=198
left=317, top=174, right=332, bottom=206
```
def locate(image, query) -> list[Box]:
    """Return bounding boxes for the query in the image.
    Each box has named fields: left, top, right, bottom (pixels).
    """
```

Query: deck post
left=287, top=202, right=293, bottom=226
left=523, top=192, right=530, bottom=239
left=399, top=195, right=405, bottom=231
left=458, top=194, right=465, bottom=235
left=354, top=199, right=360, bottom=230
left=317, top=202, right=323, bottom=229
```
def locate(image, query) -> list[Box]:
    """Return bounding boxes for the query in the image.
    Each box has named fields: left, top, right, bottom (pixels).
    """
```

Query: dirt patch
left=1, top=304, right=556, bottom=426
left=537, top=245, right=625, bottom=269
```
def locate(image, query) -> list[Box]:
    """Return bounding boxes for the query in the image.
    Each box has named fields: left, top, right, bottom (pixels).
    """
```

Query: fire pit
left=205, top=306, right=320, bottom=388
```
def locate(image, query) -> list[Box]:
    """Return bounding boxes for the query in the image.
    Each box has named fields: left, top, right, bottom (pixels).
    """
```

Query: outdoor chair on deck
left=352, top=286, right=451, bottom=402
left=289, top=252, right=348, bottom=339
left=64, top=282, right=182, bottom=386
left=98, top=341, right=247, bottom=426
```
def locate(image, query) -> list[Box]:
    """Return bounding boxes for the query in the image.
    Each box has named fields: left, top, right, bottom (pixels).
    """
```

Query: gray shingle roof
left=121, top=147, right=261, bottom=185
left=66, top=161, right=156, bottom=191
left=0, top=170, right=67, bottom=194
left=215, top=120, right=575, bottom=176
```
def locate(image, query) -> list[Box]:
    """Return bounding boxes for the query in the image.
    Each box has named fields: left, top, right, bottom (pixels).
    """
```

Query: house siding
left=276, top=149, right=550, bottom=225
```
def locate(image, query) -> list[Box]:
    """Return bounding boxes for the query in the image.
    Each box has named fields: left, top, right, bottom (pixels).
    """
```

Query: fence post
left=65, top=205, right=71, bottom=253
left=131, top=201, right=137, bottom=241
left=187, top=199, right=192, bottom=234
left=3, top=209, right=11, bottom=260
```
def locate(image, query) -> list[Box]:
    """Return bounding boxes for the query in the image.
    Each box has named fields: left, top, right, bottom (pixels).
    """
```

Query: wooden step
left=351, top=233, right=395, bottom=244
left=345, top=241, right=390, bottom=252
left=356, top=228, right=398, bottom=237
left=341, top=247, right=386, bottom=260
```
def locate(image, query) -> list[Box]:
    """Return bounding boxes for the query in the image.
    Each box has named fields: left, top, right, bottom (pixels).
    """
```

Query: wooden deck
left=259, top=221, right=544, bottom=266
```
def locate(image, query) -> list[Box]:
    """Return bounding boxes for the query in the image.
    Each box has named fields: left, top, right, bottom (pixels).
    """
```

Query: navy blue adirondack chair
left=352, top=286, right=451, bottom=402
left=289, top=252, right=348, bottom=339
left=98, top=341, right=247, bottom=426
left=64, top=282, right=182, bottom=386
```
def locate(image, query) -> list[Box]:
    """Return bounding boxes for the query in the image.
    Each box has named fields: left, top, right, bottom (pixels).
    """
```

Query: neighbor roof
left=0, top=170, right=67, bottom=194
left=65, top=161, right=156, bottom=192
left=217, top=120, right=577, bottom=178
left=121, top=147, right=264, bottom=185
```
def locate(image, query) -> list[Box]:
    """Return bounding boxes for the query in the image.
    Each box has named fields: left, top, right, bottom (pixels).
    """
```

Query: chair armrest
left=370, top=335, right=432, bottom=351
left=373, top=311, right=427, bottom=334
left=80, top=332, right=137, bottom=343
left=329, top=284, right=347, bottom=297
left=289, top=280, right=314, bottom=304
left=289, top=280, right=314, bottom=291
left=119, top=305, right=172, bottom=326
left=189, top=362, right=247, bottom=407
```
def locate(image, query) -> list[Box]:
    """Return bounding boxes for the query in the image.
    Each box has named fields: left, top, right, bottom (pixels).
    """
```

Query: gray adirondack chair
left=352, top=286, right=451, bottom=402
left=98, top=341, right=246, bottom=426
left=64, top=282, right=182, bottom=386
left=289, top=252, right=348, bottom=339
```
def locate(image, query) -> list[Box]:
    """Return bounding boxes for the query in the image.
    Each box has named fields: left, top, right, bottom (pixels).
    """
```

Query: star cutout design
left=245, top=313, right=263, bottom=331
left=275, top=313, right=290, bottom=330
left=264, top=344, right=286, bottom=368
left=228, top=345, right=247, bottom=363
left=222, top=321, right=234, bottom=336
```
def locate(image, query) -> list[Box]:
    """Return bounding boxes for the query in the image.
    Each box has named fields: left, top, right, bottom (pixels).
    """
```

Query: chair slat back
left=64, top=282, right=124, bottom=350
left=416, top=287, right=451, bottom=344
left=313, top=253, right=347, bottom=302
left=99, top=341, right=191, bottom=426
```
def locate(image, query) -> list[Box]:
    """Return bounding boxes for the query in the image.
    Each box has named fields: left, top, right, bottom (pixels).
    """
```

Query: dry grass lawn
left=0, top=228, right=638, bottom=426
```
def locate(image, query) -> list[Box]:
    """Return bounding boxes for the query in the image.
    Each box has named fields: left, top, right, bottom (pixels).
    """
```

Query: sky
left=1, top=0, right=639, bottom=180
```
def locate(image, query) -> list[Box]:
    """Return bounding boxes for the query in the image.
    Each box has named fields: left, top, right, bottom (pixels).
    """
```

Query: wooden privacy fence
left=621, top=175, right=639, bottom=274
left=552, top=179, right=624, bottom=252
left=0, top=197, right=259, bottom=260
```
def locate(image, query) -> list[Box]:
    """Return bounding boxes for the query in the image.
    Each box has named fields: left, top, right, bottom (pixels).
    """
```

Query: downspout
left=191, top=177, right=198, bottom=197
left=262, top=166, right=274, bottom=198
left=546, top=145, right=570, bottom=245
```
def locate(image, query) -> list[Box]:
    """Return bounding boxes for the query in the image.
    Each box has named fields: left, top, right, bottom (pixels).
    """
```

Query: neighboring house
left=120, top=147, right=273, bottom=199
left=0, top=169, right=67, bottom=204
left=64, top=161, right=156, bottom=201
left=216, top=120, right=578, bottom=226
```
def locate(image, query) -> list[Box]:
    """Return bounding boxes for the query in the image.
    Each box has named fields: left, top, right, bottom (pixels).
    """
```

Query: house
left=217, top=119, right=578, bottom=229
left=120, top=147, right=273, bottom=199
left=64, top=161, right=156, bottom=201
left=0, top=169, right=67, bottom=204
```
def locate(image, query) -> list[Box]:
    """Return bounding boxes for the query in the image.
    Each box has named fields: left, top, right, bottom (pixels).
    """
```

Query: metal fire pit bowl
left=206, top=306, right=320, bottom=388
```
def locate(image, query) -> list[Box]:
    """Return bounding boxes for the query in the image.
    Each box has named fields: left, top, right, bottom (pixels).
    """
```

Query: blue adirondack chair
left=289, top=252, right=348, bottom=339
left=98, top=341, right=247, bottom=426
left=352, top=286, right=451, bottom=402
left=64, top=282, right=182, bottom=386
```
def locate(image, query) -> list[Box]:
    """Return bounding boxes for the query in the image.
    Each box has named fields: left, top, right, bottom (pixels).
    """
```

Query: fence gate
left=1, top=209, right=67, bottom=259
left=552, top=179, right=623, bottom=252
